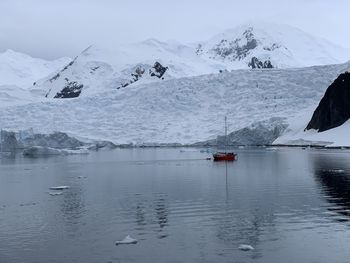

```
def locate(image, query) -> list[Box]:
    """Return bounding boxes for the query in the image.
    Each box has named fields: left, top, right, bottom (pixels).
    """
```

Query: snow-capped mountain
left=35, top=22, right=350, bottom=99
left=196, top=22, right=350, bottom=69
left=0, top=49, right=71, bottom=88
left=37, top=41, right=221, bottom=98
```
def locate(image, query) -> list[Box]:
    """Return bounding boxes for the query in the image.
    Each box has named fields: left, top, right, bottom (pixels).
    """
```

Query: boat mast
left=224, top=116, right=227, bottom=153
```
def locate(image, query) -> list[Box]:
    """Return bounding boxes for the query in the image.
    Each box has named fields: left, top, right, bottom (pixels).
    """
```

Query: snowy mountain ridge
left=197, top=22, right=350, bottom=69
left=0, top=49, right=71, bottom=88
left=34, top=22, right=350, bottom=99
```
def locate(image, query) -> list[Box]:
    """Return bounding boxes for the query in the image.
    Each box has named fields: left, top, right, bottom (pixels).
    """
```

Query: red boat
left=212, top=116, right=237, bottom=162
left=213, top=152, right=236, bottom=161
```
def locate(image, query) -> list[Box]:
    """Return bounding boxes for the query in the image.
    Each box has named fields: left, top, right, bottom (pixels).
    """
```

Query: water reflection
left=2, top=148, right=350, bottom=263
left=215, top=161, right=276, bottom=260
left=132, top=193, right=169, bottom=239
left=154, top=193, right=169, bottom=238
left=312, top=153, right=350, bottom=221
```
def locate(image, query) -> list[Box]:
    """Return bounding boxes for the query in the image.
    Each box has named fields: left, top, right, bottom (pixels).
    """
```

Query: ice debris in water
left=49, top=186, right=70, bottom=190
left=238, top=244, right=254, bottom=251
left=49, top=192, right=63, bottom=196
left=115, top=235, right=138, bottom=245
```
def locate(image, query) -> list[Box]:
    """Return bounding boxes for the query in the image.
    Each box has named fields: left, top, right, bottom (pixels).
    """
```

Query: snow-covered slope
left=197, top=22, right=350, bottom=69
left=37, top=41, right=223, bottom=98
left=274, top=112, right=350, bottom=147
left=0, top=49, right=71, bottom=88
left=0, top=61, right=349, bottom=145
left=36, top=22, right=350, bottom=99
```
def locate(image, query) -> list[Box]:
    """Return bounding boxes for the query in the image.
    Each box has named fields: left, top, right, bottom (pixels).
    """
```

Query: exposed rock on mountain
left=54, top=81, right=83, bottom=98
left=149, top=62, right=168, bottom=78
left=248, top=57, right=273, bottom=69
left=306, top=72, right=350, bottom=132
left=118, top=62, right=168, bottom=89
left=209, top=27, right=258, bottom=61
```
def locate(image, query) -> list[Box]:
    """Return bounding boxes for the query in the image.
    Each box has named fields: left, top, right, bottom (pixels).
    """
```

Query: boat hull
left=213, top=152, right=236, bottom=161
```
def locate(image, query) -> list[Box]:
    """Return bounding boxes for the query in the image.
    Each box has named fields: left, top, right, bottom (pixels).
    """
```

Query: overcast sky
left=0, top=0, right=349, bottom=60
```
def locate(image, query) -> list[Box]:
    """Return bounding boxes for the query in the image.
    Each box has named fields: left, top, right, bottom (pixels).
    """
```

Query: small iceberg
left=238, top=244, right=254, bottom=251
left=49, top=186, right=70, bottom=190
left=115, top=235, right=138, bottom=245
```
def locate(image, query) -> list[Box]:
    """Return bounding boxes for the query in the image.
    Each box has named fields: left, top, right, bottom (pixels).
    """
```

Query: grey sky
left=0, top=0, right=349, bottom=60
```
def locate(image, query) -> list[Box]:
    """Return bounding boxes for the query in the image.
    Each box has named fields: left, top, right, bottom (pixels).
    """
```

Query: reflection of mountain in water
left=312, top=154, right=350, bottom=220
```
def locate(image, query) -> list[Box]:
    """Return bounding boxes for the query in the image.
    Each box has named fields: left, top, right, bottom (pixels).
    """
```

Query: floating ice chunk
left=115, top=235, right=138, bottom=245
left=238, top=244, right=254, bottom=251
left=49, top=191, right=63, bottom=196
left=49, top=186, right=70, bottom=190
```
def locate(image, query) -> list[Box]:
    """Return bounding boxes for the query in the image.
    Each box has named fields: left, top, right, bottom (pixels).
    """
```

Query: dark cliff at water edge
left=306, top=72, right=350, bottom=132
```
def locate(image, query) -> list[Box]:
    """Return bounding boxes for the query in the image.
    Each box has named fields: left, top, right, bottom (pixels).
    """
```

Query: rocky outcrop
left=248, top=57, right=273, bottom=69
left=118, top=62, right=168, bottom=89
left=306, top=72, right=350, bottom=132
left=210, top=27, right=258, bottom=61
left=149, top=62, right=168, bottom=79
left=54, top=81, right=83, bottom=98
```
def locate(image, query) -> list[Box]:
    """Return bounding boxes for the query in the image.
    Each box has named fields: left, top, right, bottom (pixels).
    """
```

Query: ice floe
left=115, top=235, right=138, bottom=245
left=238, top=244, right=254, bottom=251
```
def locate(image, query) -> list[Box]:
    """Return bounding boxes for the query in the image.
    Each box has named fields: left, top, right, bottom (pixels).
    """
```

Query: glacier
left=0, top=62, right=349, bottom=146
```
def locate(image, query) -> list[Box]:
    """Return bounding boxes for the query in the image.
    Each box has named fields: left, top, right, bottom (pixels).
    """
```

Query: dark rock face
left=54, top=81, right=83, bottom=98
left=149, top=62, right=168, bottom=78
left=248, top=57, right=273, bottom=69
left=306, top=72, right=350, bottom=132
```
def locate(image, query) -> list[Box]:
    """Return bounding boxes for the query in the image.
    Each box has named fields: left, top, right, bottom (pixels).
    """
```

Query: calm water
left=1, top=147, right=350, bottom=263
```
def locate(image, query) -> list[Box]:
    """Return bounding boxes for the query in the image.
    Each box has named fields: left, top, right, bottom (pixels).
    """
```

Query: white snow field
left=274, top=112, right=350, bottom=147
left=0, top=49, right=71, bottom=106
left=0, top=49, right=70, bottom=88
left=0, top=62, right=349, bottom=145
